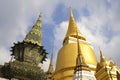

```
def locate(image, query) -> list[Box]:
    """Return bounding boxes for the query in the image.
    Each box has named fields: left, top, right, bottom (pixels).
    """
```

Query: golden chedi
left=53, top=8, right=98, bottom=80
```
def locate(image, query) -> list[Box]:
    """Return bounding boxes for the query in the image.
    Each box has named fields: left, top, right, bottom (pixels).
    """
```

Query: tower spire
left=46, top=41, right=54, bottom=80
left=24, top=12, right=42, bottom=46
left=64, top=8, right=86, bottom=43
left=47, top=44, right=54, bottom=73
left=99, top=49, right=107, bottom=66
left=73, top=16, right=95, bottom=80
left=74, top=22, right=88, bottom=74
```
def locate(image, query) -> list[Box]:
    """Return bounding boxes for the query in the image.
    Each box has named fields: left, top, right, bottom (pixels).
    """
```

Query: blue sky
left=0, top=0, right=120, bottom=71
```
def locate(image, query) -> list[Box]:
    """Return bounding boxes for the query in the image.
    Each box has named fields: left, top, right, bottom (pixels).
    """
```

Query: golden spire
left=76, top=28, right=87, bottom=67
left=24, top=12, right=42, bottom=46
left=47, top=52, right=54, bottom=74
left=74, top=23, right=88, bottom=73
left=100, top=49, right=107, bottom=66
left=47, top=42, right=54, bottom=74
left=64, top=8, right=86, bottom=42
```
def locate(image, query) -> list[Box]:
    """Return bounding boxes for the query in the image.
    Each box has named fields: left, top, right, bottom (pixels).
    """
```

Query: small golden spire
left=47, top=41, right=54, bottom=74
left=74, top=22, right=88, bottom=73
left=76, top=25, right=87, bottom=67
left=47, top=52, right=54, bottom=73
left=100, top=49, right=107, bottom=66
left=64, top=7, right=86, bottom=43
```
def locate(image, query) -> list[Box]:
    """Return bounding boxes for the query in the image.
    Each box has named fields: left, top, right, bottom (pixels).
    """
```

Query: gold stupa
left=53, top=8, right=98, bottom=80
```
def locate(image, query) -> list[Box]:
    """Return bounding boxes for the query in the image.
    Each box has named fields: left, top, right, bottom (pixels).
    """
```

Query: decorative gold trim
left=24, top=39, right=41, bottom=46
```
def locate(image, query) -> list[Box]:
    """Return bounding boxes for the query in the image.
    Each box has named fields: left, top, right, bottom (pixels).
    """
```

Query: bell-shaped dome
left=53, top=8, right=97, bottom=80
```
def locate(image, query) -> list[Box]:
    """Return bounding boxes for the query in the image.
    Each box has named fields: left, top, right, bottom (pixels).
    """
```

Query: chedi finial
left=24, top=12, right=42, bottom=46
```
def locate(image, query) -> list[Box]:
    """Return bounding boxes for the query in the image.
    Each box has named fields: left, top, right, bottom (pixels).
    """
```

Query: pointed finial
left=74, top=21, right=88, bottom=73
left=47, top=53, right=54, bottom=74
left=34, top=12, right=42, bottom=27
left=47, top=41, right=54, bottom=74
left=50, top=41, right=54, bottom=66
left=70, top=7, right=74, bottom=18
left=51, top=41, right=54, bottom=61
left=38, top=12, right=42, bottom=22
left=100, top=49, right=106, bottom=60
left=76, top=20, right=87, bottom=67
left=63, top=7, right=86, bottom=44
left=24, top=12, right=42, bottom=46
left=99, top=48, right=107, bottom=66
left=100, top=49, right=104, bottom=58
left=39, top=12, right=42, bottom=20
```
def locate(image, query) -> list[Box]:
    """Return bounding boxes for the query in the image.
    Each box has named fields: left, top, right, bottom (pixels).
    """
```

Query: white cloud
left=54, top=21, right=68, bottom=47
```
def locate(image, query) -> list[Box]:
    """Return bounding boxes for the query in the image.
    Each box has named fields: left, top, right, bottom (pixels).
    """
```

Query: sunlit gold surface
left=47, top=50, right=54, bottom=74
left=53, top=42, right=97, bottom=80
left=53, top=8, right=120, bottom=80
left=53, top=8, right=98, bottom=80
left=64, top=8, right=86, bottom=42
left=95, top=52, right=118, bottom=80
left=100, top=50, right=107, bottom=66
